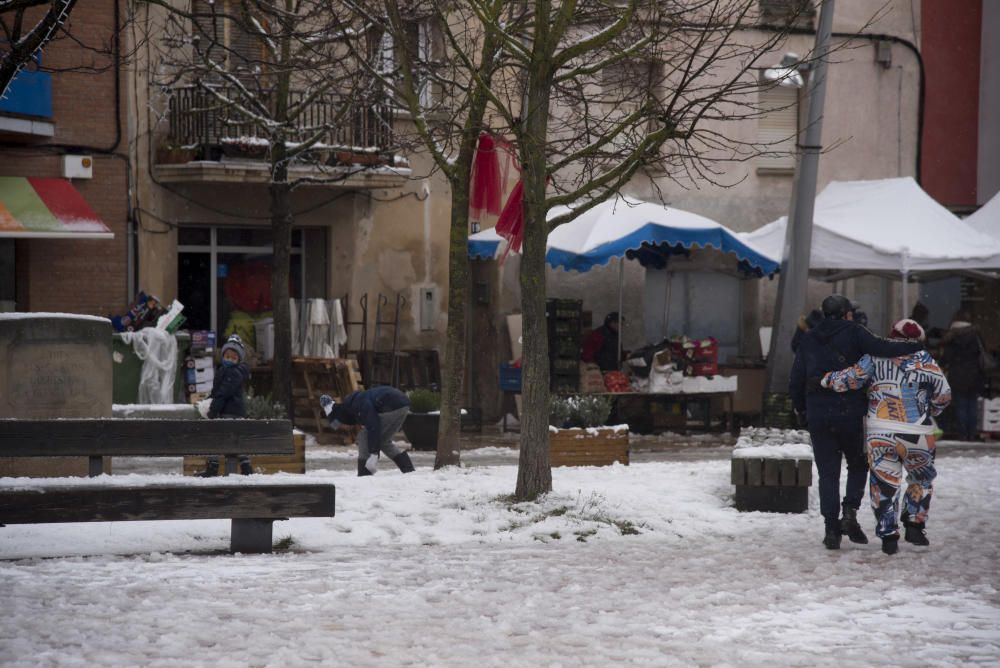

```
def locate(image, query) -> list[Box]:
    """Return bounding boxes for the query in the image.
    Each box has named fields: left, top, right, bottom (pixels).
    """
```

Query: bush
left=549, top=394, right=613, bottom=428
left=245, top=389, right=286, bottom=419
left=407, top=388, right=441, bottom=413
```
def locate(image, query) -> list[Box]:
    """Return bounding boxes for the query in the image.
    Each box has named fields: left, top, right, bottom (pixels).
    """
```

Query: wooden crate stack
left=547, top=298, right=582, bottom=393
left=291, top=357, right=363, bottom=444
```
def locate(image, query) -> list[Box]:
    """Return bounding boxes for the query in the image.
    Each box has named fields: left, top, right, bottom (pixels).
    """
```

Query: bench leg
left=231, top=519, right=274, bottom=553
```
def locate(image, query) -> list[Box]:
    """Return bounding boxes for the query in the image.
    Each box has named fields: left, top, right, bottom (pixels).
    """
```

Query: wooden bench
left=731, top=451, right=812, bottom=513
left=0, top=419, right=335, bottom=553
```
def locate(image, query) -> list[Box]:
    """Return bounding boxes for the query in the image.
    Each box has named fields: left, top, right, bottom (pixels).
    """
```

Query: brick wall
left=0, top=1, right=129, bottom=316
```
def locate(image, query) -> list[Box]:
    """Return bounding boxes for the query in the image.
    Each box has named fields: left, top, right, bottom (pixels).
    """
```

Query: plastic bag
left=120, top=328, right=177, bottom=404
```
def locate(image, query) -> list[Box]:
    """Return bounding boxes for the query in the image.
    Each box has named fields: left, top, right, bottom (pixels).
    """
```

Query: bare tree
left=0, top=0, right=80, bottom=97
left=465, top=0, right=801, bottom=500
left=339, top=0, right=513, bottom=469
left=145, top=0, right=392, bottom=413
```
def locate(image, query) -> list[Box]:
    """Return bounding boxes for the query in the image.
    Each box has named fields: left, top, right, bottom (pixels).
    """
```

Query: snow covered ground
left=2, top=441, right=999, bottom=667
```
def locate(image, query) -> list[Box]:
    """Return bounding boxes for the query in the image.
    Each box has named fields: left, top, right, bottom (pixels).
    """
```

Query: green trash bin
left=112, top=331, right=192, bottom=404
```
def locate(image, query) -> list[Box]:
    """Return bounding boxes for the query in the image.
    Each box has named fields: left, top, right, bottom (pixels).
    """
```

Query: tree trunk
left=435, top=167, right=473, bottom=469
left=270, top=144, right=293, bottom=418
left=515, top=24, right=555, bottom=501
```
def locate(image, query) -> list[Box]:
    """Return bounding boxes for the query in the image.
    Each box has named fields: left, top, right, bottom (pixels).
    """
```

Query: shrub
left=549, top=394, right=613, bottom=428
left=245, top=389, right=286, bottom=419
left=407, top=388, right=441, bottom=413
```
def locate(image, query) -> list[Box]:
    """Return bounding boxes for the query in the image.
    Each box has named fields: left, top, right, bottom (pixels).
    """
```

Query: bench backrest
left=0, top=419, right=294, bottom=457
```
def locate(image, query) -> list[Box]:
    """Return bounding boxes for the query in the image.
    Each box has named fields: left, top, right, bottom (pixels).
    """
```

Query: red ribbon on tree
left=494, top=179, right=524, bottom=263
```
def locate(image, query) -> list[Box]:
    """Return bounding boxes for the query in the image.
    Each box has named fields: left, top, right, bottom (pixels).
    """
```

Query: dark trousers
left=953, top=394, right=978, bottom=441
left=808, top=417, right=867, bottom=530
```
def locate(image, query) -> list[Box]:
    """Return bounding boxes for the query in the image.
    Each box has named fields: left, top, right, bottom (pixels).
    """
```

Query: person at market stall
left=790, top=309, right=823, bottom=353
left=582, top=312, right=625, bottom=372
left=939, top=310, right=989, bottom=441
left=320, top=387, right=415, bottom=476
left=197, top=335, right=253, bottom=477
left=819, top=319, right=951, bottom=555
left=789, top=294, right=923, bottom=551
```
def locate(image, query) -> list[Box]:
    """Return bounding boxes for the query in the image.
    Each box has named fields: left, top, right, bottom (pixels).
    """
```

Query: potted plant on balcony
left=220, top=136, right=269, bottom=160
left=155, top=142, right=197, bottom=165
left=402, top=388, right=441, bottom=451
left=549, top=394, right=629, bottom=467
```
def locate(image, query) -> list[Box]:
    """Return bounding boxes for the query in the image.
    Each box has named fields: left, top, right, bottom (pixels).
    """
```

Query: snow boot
left=196, top=459, right=220, bottom=478
left=392, top=451, right=415, bottom=473
left=902, top=511, right=929, bottom=546
left=357, top=460, right=374, bottom=477
left=239, top=459, right=253, bottom=476
left=881, top=534, right=899, bottom=555
left=823, top=526, right=842, bottom=550
left=840, top=504, right=869, bottom=544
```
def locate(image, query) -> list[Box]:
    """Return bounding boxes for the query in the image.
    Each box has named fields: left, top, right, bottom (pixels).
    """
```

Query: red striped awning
left=0, top=176, right=114, bottom=239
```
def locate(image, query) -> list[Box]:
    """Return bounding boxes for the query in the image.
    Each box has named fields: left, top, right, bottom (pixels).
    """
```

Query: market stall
left=470, top=195, right=780, bottom=432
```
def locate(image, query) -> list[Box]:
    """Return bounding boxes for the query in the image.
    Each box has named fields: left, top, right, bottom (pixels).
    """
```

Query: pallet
left=291, top=356, right=363, bottom=439
left=184, top=431, right=306, bottom=475
left=549, top=428, right=629, bottom=467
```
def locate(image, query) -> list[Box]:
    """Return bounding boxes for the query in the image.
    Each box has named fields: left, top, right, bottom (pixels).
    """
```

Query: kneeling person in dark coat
left=320, top=387, right=415, bottom=476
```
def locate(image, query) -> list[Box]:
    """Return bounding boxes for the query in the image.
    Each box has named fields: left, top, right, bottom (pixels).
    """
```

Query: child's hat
left=889, top=319, right=925, bottom=341
left=221, top=334, right=245, bottom=362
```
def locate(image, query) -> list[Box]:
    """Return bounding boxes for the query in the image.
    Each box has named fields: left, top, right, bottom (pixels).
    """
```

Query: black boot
left=823, top=526, right=842, bottom=550
left=357, top=460, right=374, bottom=477
left=196, top=459, right=220, bottom=478
left=392, top=451, right=415, bottom=473
left=902, top=511, right=929, bottom=546
left=239, top=459, right=253, bottom=476
left=840, top=504, right=869, bottom=544
left=881, top=534, right=899, bottom=555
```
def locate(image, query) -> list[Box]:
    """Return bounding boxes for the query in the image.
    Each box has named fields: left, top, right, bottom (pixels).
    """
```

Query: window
left=190, top=0, right=263, bottom=80
left=371, top=16, right=439, bottom=108
left=758, top=0, right=816, bottom=28
left=757, top=84, right=799, bottom=172
left=177, top=226, right=323, bottom=334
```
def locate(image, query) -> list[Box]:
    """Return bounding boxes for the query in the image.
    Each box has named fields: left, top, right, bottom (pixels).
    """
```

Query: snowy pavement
left=2, top=446, right=999, bottom=667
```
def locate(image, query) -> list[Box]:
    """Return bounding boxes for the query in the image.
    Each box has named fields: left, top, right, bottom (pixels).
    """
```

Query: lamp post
left=765, top=0, right=836, bottom=397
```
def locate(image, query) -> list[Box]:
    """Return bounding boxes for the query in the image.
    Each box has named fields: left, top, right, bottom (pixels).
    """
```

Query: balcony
left=155, top=85, right=406, bottom=187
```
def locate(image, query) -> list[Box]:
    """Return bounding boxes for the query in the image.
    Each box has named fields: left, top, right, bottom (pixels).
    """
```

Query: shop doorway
left=177, top=226, right=325, bottom=338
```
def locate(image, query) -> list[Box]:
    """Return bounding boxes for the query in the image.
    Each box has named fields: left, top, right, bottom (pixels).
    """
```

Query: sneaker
left=881, top=534, right=899, bottom=555
left=823, top=527, right=842, bottom=550
left=840, top=504, right=869, bottom=544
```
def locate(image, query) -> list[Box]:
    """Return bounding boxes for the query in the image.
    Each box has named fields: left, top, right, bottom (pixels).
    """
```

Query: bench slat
left=0, top=483, right=334, bottom=524
left=0, top=419, right=293, bottom=457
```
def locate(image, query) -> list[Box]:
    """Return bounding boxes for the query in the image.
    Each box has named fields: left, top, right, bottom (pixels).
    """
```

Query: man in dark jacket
left=940, top=312, right=987, bottom=441
left=582, top=312, right=623, bottom=372
left=320, top=386, right=415, bottom=476
left=790, top=294, right=922, bottom=550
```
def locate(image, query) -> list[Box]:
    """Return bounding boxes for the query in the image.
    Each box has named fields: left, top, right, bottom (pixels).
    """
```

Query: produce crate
left=551, top=373, right=580, bottom=393
left=499, top=363, right=522, bottom=392
left=546, top=298, right=583, bottom=319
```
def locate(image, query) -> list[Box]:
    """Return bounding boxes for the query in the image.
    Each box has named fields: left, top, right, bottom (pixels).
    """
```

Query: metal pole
left=618, top=257, right=625, bottom=364
left=765, top=0, right=837, bottom=394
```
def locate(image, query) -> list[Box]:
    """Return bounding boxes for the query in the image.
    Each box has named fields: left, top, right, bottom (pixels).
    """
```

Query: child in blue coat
left=198, top=335, right=252, bottom=476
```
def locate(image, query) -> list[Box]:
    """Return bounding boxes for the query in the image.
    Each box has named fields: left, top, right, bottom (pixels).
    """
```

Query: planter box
left=183, top=430, right=305, bottom=475
left=402, top=412, right=439, bottom=451
left=156, top=146, right=197, bottom=165
left=549, top=427, right=629, bottom=467
left=731, top=456, right=811, bottom=513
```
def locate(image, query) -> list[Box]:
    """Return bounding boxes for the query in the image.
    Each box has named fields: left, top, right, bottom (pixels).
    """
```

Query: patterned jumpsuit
left=822, top=351, right=951, bottom=538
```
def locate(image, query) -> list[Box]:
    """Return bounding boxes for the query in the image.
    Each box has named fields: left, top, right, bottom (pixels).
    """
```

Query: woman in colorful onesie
left=820, top=319, right=951, bottom=555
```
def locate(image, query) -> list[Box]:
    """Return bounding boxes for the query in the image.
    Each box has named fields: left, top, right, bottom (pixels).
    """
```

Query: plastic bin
left=254, top=318, right=274, bottom=362
left=499, top=363, right=522, bottom=392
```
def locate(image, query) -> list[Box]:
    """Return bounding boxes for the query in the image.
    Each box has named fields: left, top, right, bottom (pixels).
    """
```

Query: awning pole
left=618, top=257, right=625, bottom=363
left=900, top=247, right=910, bottom=319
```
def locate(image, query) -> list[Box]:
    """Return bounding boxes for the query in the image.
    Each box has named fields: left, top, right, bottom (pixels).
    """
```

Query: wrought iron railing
left=166, top=85, right=395, bottom=158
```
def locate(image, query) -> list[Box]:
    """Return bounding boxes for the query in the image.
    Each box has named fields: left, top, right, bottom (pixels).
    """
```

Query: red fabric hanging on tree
left=469, top=132, right=503, bottom=222
left=494, top=178, right=524, bottom=263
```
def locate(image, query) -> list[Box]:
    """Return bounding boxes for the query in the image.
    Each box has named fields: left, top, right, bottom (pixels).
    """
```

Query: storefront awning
left=0, top=176, right=114, bottom=239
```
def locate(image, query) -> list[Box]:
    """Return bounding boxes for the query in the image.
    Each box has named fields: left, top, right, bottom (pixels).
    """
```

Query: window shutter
left=758, top=86, right=798, bottom=171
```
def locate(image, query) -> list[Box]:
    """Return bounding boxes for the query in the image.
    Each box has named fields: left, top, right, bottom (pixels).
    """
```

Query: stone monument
left=0, top=313, right=113, bottom=476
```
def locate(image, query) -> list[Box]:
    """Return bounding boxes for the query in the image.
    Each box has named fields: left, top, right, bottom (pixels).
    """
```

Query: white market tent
left=966, top=191, right=1000, bottom=240
left=740, top=177, right=1000, bottom=308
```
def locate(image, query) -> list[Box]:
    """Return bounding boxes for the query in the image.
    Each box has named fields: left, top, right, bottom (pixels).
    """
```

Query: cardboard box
left=190, top=330, right=217, bottom=352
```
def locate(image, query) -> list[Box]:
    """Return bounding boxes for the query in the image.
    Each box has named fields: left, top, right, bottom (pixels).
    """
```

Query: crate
left=552, top=358, right=580, bottom=374
left=551, top=339, right=581, bottom=358
left=552, top=373, right=579, bottom=393
left=550, top=427, right=629, bottom=467
left=499, top=363, right=522, bottom=392
left=546, top=298, right=583, bottom=319
left=689, top=362, right=719, bottom=377
left=549, top=319, right=582, bottom=337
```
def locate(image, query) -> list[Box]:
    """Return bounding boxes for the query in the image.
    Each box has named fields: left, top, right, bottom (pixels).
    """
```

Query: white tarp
left=966, top=191, right=1000, bottom=240
left=741, top=177, right=1000, bottom=273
